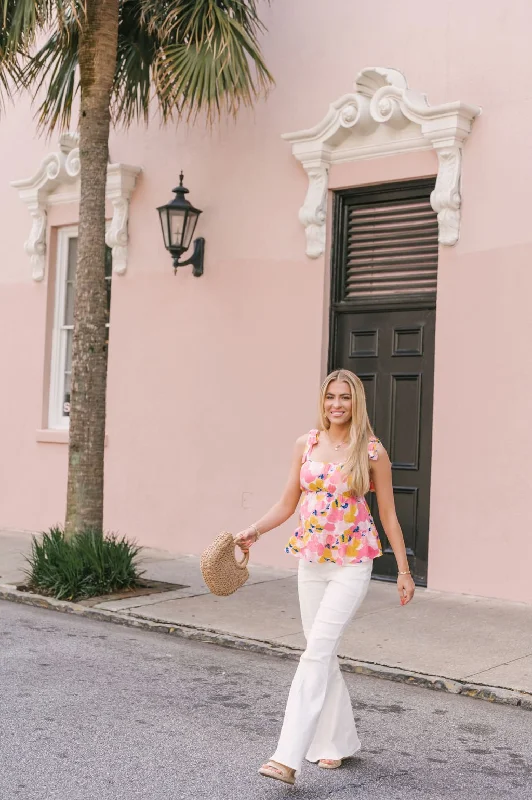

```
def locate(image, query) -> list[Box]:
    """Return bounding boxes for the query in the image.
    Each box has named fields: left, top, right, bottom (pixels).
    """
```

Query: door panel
left=390, top=373, right=421, bottom=468
left=334, top=307, right=435, bottom=585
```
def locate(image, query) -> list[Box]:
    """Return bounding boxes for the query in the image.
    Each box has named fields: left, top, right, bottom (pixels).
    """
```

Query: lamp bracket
left=173, top=237, right=205, bottom=277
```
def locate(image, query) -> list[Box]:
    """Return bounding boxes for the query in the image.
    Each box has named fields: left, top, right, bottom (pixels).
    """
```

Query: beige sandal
left=258, top=760, right=296, bottom=785
left=318, top=758, right=342, bottom=769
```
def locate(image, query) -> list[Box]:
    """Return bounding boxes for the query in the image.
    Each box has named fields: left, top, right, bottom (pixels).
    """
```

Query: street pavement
left=1, top=601, right=531, bottom=800
left=3, top=529, right=532, bottom=701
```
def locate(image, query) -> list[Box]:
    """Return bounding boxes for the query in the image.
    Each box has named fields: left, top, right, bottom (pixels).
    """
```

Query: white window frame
left=49, top=226, right=78, bottom=430
left=48, top=226, right=112, bottom=429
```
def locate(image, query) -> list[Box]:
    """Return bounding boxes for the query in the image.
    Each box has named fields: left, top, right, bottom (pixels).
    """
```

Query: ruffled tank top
left=285, top=429, right=383, bottom=566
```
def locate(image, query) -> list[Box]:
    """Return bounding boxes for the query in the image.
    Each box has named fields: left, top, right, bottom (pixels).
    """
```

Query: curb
left=2, top=583, right=531, bottom=712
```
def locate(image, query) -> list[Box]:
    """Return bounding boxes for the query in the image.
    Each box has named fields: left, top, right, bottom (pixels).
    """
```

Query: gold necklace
left=328, top=433, right=347, bottom=450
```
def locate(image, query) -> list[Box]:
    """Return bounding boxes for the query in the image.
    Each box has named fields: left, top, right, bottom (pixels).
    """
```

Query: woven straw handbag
left=200, top=531, right=250, bottom=596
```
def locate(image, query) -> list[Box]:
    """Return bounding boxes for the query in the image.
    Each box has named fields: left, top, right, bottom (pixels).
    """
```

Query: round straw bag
left=200, top=531, right=250, bottom=596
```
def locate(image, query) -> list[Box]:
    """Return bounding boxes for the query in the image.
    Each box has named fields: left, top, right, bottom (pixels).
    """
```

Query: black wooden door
left=329, top=179, right=438, bottom=585
left=335, top=308, right=435, bottom=584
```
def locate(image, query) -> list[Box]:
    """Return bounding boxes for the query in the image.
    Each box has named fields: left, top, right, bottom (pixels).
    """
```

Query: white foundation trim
left=11, top=133, right=141, bottom=280
left=36, top=430, right=109, bottom=445
left=282, top=67, right=481, bottom=257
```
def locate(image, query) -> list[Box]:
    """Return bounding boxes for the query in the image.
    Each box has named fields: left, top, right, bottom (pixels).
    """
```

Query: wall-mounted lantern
left=157, top=172, right=205, bottom=276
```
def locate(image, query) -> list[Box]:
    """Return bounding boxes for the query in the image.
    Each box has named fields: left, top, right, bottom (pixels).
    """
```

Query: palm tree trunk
left=65, top=0, right=119, bottom=537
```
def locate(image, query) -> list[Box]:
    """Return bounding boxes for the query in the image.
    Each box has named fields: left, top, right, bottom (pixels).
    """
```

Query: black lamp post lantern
left=157, top=172, right=205, bottom=276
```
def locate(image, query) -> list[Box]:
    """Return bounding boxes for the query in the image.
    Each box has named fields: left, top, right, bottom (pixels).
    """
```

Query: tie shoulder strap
left=302, top=429, right=320, bottom=463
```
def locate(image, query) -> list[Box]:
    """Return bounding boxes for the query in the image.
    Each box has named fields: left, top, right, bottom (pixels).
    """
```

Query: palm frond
left=141, top=0, right=273, bottom=123
left=19, top=18, right=79, bottom=131
left=142, top=0, right=268, bottom=43
left=111, top=0, right=158, bottom=126
left=0, top=0, right=46, bottom=108
left=1, top=0, right=84, bottom=54
left=0, top=0, right=273, bottom=131
left=0, top=30, right=16, bottom=109
left=0, top=0, right=84, bottom=122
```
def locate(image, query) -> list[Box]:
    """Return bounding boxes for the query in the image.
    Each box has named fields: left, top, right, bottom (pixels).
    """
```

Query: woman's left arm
left=371, top=442, right=415, bottom=606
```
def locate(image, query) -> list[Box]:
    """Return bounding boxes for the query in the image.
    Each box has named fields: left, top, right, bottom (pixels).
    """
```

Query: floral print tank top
left=285, top=429, right=383, bottom=566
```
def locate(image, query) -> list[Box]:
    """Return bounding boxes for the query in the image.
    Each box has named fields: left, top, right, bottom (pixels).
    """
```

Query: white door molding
left=11, top=133, right=141, bottom=281
left=282, top=67, right=481, bottom=258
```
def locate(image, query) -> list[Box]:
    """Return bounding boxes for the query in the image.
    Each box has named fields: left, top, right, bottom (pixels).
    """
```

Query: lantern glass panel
left=183, top=212, right=199, bottom=250
left=158, top=209, right=171, bottom=249
left=169, top=208, right=186, bottom=248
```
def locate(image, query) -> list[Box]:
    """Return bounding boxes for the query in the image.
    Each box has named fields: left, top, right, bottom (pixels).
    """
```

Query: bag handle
left=235, top=548, right=249, bottom=569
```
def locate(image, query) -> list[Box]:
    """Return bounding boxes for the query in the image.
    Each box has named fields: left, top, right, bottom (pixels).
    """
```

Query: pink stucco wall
left=1, top=0, right=532, bottom=602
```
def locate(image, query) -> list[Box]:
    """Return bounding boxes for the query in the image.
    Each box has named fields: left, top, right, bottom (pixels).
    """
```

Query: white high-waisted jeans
left=271, top=559, right=373, bottom=772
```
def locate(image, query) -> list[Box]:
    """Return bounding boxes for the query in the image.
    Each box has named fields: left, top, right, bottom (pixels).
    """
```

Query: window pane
left=63, top=330, right=73, bottom=417
left=105, top=245, right=112, bottom=321
left=64, top=237, right=78, bottom=325
left=65, top=328, right=73, bottom=373
left=65, top=280, right=74, bottom=325
left=67, top=238, right=77, bottom=281
left=105, top=244, right=112, bottom=279
left=63, top=379, right=71, bottom=417
left=105, top=279, right=111, bottom=321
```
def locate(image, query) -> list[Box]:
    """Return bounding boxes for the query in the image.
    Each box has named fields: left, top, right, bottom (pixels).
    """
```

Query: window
left=49, top=227, right=112, bottom=429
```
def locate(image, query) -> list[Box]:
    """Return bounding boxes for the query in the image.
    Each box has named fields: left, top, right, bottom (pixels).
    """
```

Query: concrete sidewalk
left=2, top=529, right=532, bottom=706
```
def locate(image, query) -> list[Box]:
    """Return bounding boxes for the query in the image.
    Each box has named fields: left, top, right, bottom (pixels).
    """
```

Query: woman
left=234, top=369, right=415, bottom=786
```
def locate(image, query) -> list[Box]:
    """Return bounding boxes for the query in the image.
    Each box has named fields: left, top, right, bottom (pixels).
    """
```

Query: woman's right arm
left=234, top=435, right=307, bottom=552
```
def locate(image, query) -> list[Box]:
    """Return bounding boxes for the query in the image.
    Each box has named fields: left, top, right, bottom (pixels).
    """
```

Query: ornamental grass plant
left=25, top=527, right=144, bottom=601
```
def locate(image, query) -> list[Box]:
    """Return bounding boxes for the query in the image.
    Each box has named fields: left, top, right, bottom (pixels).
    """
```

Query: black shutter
left=333, top=179, right=438, bottom=308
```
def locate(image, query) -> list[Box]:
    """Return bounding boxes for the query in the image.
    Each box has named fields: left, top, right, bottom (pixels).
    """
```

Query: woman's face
left=324, top=380, right=352, bottom=426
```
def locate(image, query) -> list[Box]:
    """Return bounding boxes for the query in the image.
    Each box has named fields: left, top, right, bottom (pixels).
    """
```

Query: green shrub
left=25, top=526, right=144, bottom=601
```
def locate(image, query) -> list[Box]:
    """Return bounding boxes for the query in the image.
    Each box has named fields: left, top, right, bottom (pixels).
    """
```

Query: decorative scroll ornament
left=430, top=147, right=462, bottom=247
left=282, top=67, right=481, bottom=258
left=12, top=133, right=141, bottom=280
left=105, top=198, right=130, bottom=275
left=104, top=164, right=141, bottom=275
left=299, top=164, right=329, bottom=259
left=25, top=206, right=48, bottom=282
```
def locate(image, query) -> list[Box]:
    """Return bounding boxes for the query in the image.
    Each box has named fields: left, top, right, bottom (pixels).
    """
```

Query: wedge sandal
left=258, top=760, right=296, bottom=785
left=318, top=758, right=342, bottom=769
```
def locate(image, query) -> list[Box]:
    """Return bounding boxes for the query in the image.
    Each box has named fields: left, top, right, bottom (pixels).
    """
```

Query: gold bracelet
left=398, top=570, right=411, bottom=575
left=250, top=524, right=262, bottom=540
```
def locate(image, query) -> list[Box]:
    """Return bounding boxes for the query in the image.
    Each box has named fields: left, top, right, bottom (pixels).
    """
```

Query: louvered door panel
left=334, top=180, right=439, bottom=308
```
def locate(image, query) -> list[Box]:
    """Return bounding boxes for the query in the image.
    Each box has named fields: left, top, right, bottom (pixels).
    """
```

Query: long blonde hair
left=318, top=369, right=375, bottom=496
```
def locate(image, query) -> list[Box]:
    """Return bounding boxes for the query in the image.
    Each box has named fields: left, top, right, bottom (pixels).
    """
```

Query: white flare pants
left=271, top=558, right=373, bottom=772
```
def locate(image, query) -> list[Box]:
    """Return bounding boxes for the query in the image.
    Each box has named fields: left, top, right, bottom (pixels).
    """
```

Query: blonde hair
left=318, top=369, right=375, bottom=496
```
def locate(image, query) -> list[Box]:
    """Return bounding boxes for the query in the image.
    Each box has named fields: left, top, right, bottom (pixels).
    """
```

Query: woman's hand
left=234, top=528, right=259, bottom=553
left=398, top=573, right=415, bottom=606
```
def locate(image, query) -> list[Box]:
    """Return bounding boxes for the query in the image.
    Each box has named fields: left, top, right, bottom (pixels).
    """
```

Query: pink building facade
left=1, top=1, right=531, bottom=603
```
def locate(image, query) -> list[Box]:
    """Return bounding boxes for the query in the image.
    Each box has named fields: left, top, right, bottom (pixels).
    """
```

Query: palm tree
left=1, top=0, right=272, bottom=537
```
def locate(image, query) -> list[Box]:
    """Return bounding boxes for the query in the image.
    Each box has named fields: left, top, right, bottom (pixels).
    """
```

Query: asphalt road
left=1, top=601, right=531, bottom=800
